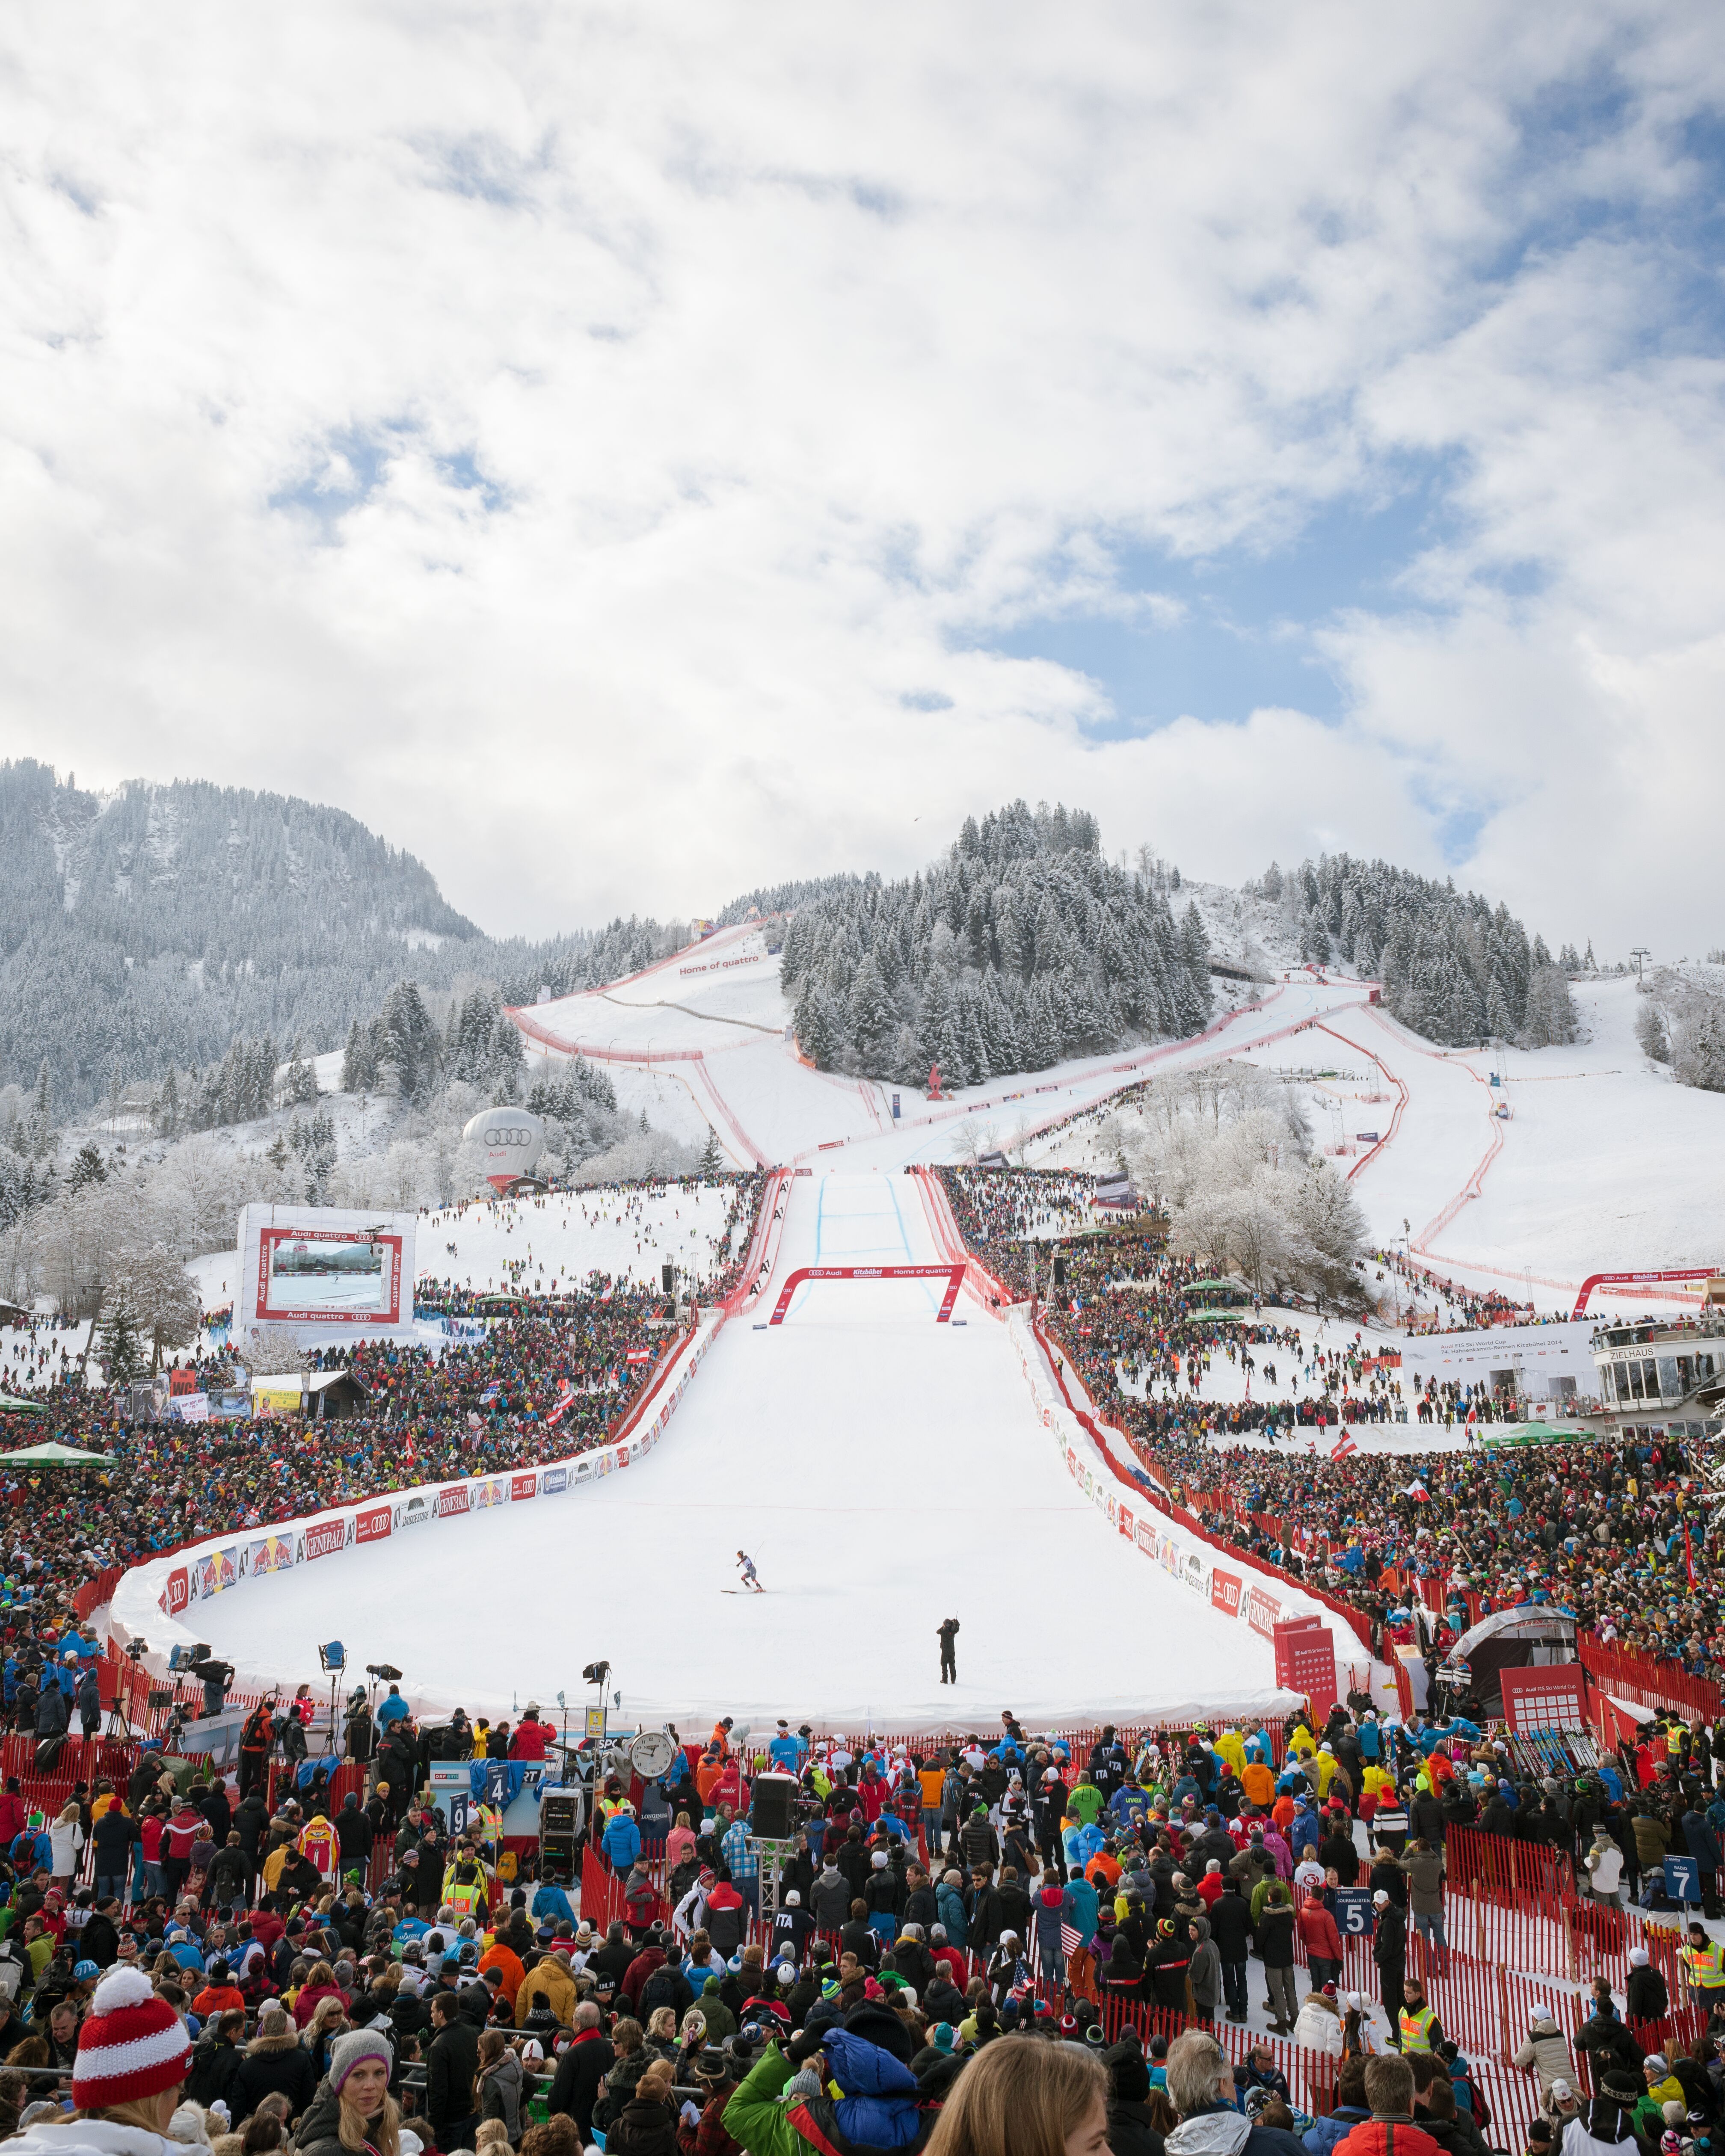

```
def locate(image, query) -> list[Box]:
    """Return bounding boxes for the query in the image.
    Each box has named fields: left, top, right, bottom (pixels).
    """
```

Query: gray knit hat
left=328, top=2029, right=394, bottom=2093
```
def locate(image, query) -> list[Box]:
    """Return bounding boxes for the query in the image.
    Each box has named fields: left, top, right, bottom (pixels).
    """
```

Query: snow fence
left=107, top=1309, right=725, bottom=1717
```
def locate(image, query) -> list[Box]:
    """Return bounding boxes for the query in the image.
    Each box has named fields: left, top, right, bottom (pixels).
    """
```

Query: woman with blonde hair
left=925, top=2037, right=1109, bottom=2156
left=608, top=2056, right=679, bottom=2156
left=303, top=1995, right=351, bottom=2082
left=6, top=1964, right=193, bottom=2156
left=293, top=2031, right=400, bottom=2156
left=643, top=2007, right=679, bottom=2061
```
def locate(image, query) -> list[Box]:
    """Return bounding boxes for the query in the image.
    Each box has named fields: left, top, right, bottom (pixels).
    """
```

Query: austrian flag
left=1330, top=1430, right=1358, bottom=1461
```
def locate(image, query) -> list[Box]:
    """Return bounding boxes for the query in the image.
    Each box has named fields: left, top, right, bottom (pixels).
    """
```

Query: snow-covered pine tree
left=100, top=1293, right=146, bottom=1388
left=776, top=803, right=1211, bottom=1091
left=282, top=1043, right=318, bottom=1106
left=119, top=1243, right=203, bottom=1371
left=68, top=1142, right=107, bottom=1191
left=341, top=1018, right=376, bottom=1093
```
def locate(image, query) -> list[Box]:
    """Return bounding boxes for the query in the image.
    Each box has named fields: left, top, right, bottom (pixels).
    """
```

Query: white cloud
left=0, top=2, right=1721, bottom=951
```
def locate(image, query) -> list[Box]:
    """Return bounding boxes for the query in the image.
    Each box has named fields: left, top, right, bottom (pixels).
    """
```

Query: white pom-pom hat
left=71, top=1966, right=193, bottom=2109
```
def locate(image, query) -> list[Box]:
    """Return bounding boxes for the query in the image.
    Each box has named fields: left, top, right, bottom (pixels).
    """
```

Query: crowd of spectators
left=939, top=1170, right=1725, bottom=1687
left=0, top=1176, right=765, bottom=1661
left=8, top=1692, right=1724, bottom=2156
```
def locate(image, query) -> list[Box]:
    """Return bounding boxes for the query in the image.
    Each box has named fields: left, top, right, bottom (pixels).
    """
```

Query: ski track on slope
left=185, top=1170, right=1296, bottom=1728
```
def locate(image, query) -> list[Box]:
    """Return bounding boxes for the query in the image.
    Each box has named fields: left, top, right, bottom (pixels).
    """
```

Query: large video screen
left=237, top=1205, right=417, bottom=1339
left=264, top=1233, right=385, bottom=1311
left=256, top=1226, right=402, bottom=1324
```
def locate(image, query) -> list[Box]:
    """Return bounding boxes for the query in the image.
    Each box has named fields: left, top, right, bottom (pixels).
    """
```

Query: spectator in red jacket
left=509, top=1709, right=554, bottom=1762
left=1298, top=1890, right=1343, bottom=1991
left=0, top=1778, right=27, bottom=1852
left=1333, top=2054, right=1443, bottom=2156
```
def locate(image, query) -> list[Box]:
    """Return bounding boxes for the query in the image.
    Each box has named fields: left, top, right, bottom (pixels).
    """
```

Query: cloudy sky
left=2, top=5, right=1722, bottom=951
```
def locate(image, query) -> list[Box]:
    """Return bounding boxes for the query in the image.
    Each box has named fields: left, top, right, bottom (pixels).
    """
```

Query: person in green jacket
left=722, top=2004, right=946, bottom=2156
left=1067, top=1775, right=1107, bottom=1829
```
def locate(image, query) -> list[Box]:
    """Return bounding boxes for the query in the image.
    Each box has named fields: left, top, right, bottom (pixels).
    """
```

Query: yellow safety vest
left=1399, top=2005, right=1437, bottom=2053
left=1683, top=1940, right=1725, bottom=1990
left=475, top=1804, right=503, bottom=1845
left=443, top=1869, right=483, bottom=1917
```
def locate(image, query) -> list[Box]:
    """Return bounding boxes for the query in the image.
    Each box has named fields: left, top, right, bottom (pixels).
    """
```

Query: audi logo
left=484, top=1128, right=536, bottom=1146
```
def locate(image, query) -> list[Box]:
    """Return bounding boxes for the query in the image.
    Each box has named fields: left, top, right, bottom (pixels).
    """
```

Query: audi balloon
left=463, top=1107, right=546, bottom=1188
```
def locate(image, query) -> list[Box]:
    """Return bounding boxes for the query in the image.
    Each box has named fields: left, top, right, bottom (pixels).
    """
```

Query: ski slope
left=178, top=1170, right=1302, bottom=1730
left=521, top=953, right=1373, bottom=1175
left=1291, top=980, right=1725, bottom=1309
left=417, top=1183, right=747, bottom=1298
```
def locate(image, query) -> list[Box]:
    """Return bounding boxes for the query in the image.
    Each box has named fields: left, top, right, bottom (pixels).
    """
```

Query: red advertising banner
left=1246, top=1586, right=1280, bottom=1639
left=354, top=1504, right=392, bottom=1545
left=302, top=1516, right=347, bottom=1562
left=164, top=1567, right=189, bottom=1616
left=1211, top=1569, right=1243, bottom=1618
left=168, top=1369, right=199, bottom=1396
left=510, top=1472, right=539, bottom=1503
left=436, top=1487, right=470, bottom=1519
left=1118, top=1504, right=1135, bottom=1539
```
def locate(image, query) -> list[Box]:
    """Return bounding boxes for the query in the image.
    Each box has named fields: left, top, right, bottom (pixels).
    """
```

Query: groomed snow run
left=165, top=1171, right=1307, bottom=1734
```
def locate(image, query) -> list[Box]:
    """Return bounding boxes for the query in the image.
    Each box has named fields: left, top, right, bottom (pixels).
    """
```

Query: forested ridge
left=777, top=801, right=1214, bottom=1085
left=0, top=762, right=687, bottom=1109
left=1259, top=855, right=1578, bottom=1047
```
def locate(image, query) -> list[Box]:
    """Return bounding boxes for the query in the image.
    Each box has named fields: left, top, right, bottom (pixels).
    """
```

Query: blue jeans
left=95, top=1873, right=126, bottom=1907
left=1414, top=1911, right=1447, bottom=1948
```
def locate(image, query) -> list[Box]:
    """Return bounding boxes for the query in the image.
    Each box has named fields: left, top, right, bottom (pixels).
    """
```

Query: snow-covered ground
left=184, top=1169, right=1298, bottom=1729
left=1293, top=980, right=1725, bottom=1309
left=519, top=953, right=1725, bottom=1320
left=417, top=1182, right=748, bottom=1297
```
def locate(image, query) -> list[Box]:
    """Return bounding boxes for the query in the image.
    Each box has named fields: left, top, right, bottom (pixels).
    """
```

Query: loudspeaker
left=750, top=1772, right=798, bottom=1840
left=540, top=1789, right=581, bottom=1881
left=541, top=1792, right=581, bottom=1836
left=662, top=1264, right=675, bottom=1294
left=1052, top=1256, right=1067, bottom=1288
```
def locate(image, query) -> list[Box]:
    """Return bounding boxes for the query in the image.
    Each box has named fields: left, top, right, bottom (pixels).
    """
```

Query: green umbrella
left=0, top=1438, right=107, bottom=1463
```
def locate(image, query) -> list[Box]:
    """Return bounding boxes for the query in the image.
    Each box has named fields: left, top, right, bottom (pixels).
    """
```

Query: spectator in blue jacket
left=1682, top=1803, right=1722, bottom=1876
left=601, top=1804, right=642, bottom=1872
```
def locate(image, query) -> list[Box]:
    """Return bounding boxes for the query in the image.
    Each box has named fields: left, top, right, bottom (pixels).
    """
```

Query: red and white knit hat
left=71, top=1966, right=193, bottom=2109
